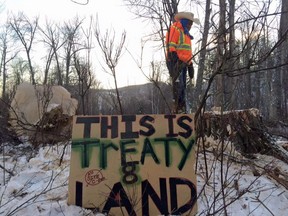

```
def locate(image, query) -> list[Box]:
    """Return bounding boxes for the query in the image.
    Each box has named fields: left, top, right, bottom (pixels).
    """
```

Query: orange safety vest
left=166, top=21, right=192, bottom=65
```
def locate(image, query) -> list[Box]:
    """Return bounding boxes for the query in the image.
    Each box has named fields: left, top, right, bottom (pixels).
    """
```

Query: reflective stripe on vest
left=167, top=25, right=191, bottom=52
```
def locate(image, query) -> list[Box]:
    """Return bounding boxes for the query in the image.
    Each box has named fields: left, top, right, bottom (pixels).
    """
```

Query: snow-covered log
left=9, top=82, right=78, bottom=145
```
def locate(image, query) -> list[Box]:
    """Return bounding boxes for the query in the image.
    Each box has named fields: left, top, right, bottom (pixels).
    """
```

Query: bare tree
left=39, top=20, right=65, bottom=85
left=123, top=0, right=180, bottom=113
left=10, top=57, right=28, bottom=86
left=61, top=16, right=84, bottom=86
left=94, top=18, right=126, bottom=114
left=73, top=17, right=94, bottom=115
left=225, top=0, right=237, bottom=110
left=193, top=0, right=212, bottom=112
left=0, top=22, right=19, bottom=100
left=10, top=13, right=39, bottom=85
left=124, top=0, right=179, bottom=50
left=73, top=55, right=93, bottom=115
left=213, top=0, right=227, bottom=108
left=149, top=61, right=168, bottom=113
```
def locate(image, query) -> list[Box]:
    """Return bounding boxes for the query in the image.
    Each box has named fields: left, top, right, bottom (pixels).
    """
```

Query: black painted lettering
left=178, top=115, right=193, bottom=138
left=101, top=116, right=118, bottom=138
left=164, top=115, right=177, bottom=137
left=122, top=161, right=139, bottom=184
left=139, top=115, right=155, bottom=136
left=76, top=116, right=100, bottom=138
left=102, top=182, right=136, bottom=216
left=169, top=177, right=197, bottom=215
left=121, top=115, right=139, bottom=139
left=142, top=178, right=168, bottom=215
left=75, top=181, right=83, bottom=207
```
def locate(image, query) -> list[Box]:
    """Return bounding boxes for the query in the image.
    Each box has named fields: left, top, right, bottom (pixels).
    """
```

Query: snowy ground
left=1, top=138, right=288, bottom=216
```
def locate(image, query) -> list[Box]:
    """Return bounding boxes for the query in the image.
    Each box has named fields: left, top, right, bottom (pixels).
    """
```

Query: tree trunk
left=278, top=0, right=288, bottom=120
left=193, top=0, right=211, bottom=112
left=270, top=0, right=288, bottom=120
left=226, top=0, right=236, bottom=110
left=214, top=0, right=226, bottom=108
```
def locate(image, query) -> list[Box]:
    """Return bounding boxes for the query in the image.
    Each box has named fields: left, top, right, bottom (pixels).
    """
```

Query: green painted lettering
left=120, top=139, right=138, bottom=165
left=177, top=138, right=195, bottom=170
left=100, top=142, right=119, bottom=169
left=154, top=137, right=178, bottom=167
left=141, top=138, right=160, bottom=165
left=72, top=138, right=100, bottom=168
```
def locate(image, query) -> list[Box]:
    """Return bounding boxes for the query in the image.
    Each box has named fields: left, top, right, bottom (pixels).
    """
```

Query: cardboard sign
left=68, top=114, right=197, bottom=215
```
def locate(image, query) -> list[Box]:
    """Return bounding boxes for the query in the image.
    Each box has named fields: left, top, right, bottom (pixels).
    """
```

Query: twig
left=250, top=191, right=275, bottom=216
left=0, top=164, right=14, bottom=177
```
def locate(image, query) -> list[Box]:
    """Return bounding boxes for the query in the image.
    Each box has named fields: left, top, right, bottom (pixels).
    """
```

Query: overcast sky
left=1, top=0, right=157, bottom=88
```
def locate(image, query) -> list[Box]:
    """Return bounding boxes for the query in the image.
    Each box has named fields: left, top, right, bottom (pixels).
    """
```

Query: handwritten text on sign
left=68, top=114, right=197, bottom=215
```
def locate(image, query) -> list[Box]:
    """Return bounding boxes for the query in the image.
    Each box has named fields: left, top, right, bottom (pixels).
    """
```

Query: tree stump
left=196, top=108, right=288, bottom=164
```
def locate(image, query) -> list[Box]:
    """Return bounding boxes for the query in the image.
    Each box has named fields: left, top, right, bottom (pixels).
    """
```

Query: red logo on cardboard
left=85, top=169, right=105, bottom=186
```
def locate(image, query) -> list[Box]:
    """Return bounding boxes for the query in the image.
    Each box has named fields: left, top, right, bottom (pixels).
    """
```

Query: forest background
left=0, top=0, right=286, bottom=121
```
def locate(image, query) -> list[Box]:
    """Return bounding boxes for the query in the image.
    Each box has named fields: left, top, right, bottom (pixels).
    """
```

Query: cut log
left=196, top=108, right=288, bottom=164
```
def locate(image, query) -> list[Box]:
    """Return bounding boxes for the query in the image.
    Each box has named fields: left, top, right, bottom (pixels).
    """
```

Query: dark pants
left=167, top=60, right=187, bottom=113
left=178, top=67, right=187, bottom=109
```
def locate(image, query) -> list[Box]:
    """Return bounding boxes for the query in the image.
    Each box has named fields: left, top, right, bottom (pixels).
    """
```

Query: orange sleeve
left=166, top=26, right=180, bottom=52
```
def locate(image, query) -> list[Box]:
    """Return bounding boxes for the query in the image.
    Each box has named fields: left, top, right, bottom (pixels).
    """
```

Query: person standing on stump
left=166, top=12, right=199, bottom=113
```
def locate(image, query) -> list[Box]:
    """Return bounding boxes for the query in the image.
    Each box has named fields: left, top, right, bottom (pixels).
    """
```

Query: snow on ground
left=196, top=150, right=288, bottom=215
left=0, top=139, right=288, bottom=216
left=0, top=142, right=97, bottom=216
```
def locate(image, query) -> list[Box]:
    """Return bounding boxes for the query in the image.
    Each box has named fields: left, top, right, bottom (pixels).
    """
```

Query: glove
left=167, top=52, right=180, bottom=79
left=168, top=51, right=178, bottom=65
left=188, top=64, right=194, bottom=79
